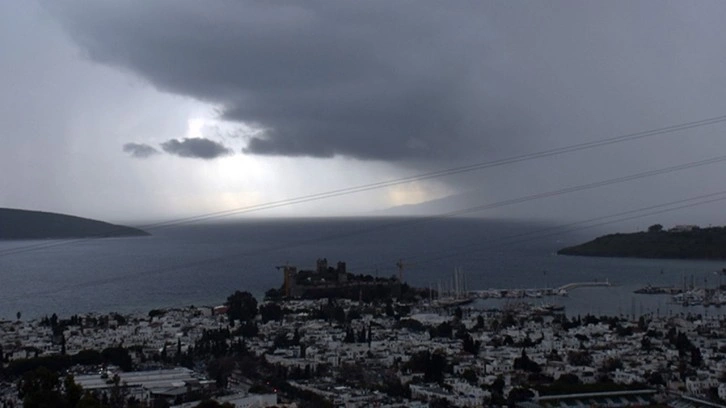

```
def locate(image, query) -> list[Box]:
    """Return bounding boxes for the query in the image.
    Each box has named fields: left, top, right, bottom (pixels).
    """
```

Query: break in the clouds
left=160, top=138, right=232, bottom=160
left=123, top=143, right=159, bottom=159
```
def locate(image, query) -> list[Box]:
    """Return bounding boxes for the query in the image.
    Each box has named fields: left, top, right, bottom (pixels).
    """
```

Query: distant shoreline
left=558, top=224, right=726, bottom=260
left=0, top=207, right=149, bottom=240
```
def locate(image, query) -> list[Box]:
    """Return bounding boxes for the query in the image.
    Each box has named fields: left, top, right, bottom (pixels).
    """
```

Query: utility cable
left=4, top=156, right=726, bottom=299
left=2, top=114, right=726, bottom=257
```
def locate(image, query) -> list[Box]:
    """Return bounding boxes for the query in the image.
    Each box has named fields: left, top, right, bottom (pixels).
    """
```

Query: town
left=2, top=260, right=726, bottom=407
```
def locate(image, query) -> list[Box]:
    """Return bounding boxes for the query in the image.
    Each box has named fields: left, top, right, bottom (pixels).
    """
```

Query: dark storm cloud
left=44, top=1, right=510, bottom=161
left=47, top=1, right=726, bottom=166
left=160, top=138, right=232, bottom=160
left=122, top=142, right=159, bottom=159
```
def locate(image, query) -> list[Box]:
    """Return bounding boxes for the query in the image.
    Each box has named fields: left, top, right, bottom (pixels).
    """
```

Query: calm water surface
left=0, top=218, right=723, bottom=320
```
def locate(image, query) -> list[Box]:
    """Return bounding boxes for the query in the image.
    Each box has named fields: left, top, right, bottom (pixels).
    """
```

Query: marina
left=634, top=270, right=726, bottom=307
left=467, top=280, right=612, bottom=300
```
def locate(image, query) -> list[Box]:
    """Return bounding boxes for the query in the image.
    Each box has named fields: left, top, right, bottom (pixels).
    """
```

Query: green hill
left=0, top=208, right=149, bottom=240
left=558, top=224, right=726, bottom=260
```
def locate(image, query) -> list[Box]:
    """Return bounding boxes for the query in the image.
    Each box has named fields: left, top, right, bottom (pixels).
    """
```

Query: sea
left=0, top=217, right=724, bottom=321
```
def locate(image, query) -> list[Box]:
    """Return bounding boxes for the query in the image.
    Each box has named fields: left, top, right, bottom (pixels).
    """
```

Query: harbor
left=424, top=267, right=613, bottom=310
left=468, top=280, right=612, bottom=300
left=426, top=277, right=614, bottom=315
left=634, top=270, right=726, bottom=307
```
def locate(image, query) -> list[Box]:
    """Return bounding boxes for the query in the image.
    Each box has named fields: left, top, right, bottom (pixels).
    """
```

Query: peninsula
left=558, top=224, right=726, bottom=260
left=0, top=208, right=149, bottom=240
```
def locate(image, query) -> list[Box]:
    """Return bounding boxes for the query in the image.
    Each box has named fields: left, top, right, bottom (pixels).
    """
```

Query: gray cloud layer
left=160, top=138, right=232, bottom=160
left=123, top=142, right=159, bottom=158
left=45, top=1, right=520, bottom=161
left=48, top=1, right=726, bottom=167
left=3, top=0, right=726, bottom=223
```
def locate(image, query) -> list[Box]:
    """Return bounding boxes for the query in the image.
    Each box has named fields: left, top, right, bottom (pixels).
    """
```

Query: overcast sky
left=3, top=1, right=726, bottom=227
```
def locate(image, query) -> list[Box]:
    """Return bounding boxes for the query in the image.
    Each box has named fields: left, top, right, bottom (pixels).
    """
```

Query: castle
left=278, top=258, right=401, bottom=301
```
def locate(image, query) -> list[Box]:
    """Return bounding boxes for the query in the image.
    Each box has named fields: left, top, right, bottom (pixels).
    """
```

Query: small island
left=0, top=208, right=149, bottom=240
left=558, top=223, right=726, bottom=260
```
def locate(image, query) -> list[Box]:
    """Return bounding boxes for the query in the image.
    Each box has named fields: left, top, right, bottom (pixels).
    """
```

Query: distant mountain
left=558, top=224, right=726, bottom=260
left=0, top=208, right=149, bottom=240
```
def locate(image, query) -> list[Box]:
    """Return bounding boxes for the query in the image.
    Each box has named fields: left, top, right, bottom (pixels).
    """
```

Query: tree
left=491, top=376, right=505, bottom=396
left=462, top=333, right=481, bottom=355
left=429, top=321, right=453, bottom=339
left=293, top=327, right=301, bottom=345
left=76, top=393, right=103, bottom=408
left=514, top=349, right=541, bottom=373
left=648, top=224, right=664, bottom=233
left=226, top=291, right=258, bottom=323
left=108, top=375, right=129, bottom=408
left=474, top=315, right=485, bottom=330
left=19, top=367, right=64, bottom=408
left=260, top=302, right=283, bottom=323
left=347, top=308, right=362, bottom=322
left=193, top=400, right=235, bottom=408
left=385, top=301, right=395, bottom=317
left=637, top=315, right=649, bottom=331
left=641, top=336, right=652, bottom=351
left=64, top=374, right=83, bottom=407
left=691, top=347, right=703, bottom=367
left=343, top=327, right=355, bottom=343
left=556, top=373, right=581, bottom=385
left=601, top=357, right=623, bottom=373
left=333, top=306, right=346, bottom=324
left=238, top=321, right=259, bottom=338
left=546, top=349, right=562, bottom=362
left=430, top=398, right=452, bottom=408
left=207, top=357, right=236, bottom=388
left=647, top=371, right=665, bottom=386
left=568, top=350, right=593, bottom=366
left=425, top=352, right=447, bottom=383
left=264, top=288, right=282, bottom=301
left=102, top=347, right=133, bottom=371
left=380, top=375, right=410, bottom=398
left=508, top=387, right=535, bottom=404
left=404, top=350, right=447, bottom=384
left=461, top=368, right=478, bottom=385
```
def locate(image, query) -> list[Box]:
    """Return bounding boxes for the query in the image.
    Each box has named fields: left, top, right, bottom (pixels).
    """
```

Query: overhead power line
left=2, top=114, right=726, bottom=257
left=139, top=113, right=726, bottom=230
left=6, top=190, right=726, bottom=303
left=2, top=153, right=726, bottom=258
left=3, top=156, right=726, bottom=299
left=380, top=190, right=726, bottom=269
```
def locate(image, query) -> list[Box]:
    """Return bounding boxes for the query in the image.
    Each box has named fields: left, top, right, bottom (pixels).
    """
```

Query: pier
left=467, top=280, right=613, bottom=300
left=556, top=280, right=611, bottom=292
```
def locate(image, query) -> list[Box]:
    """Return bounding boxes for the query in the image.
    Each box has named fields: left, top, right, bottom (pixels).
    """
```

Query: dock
left=467, top=280, right=613, bottom=300
left=556, top=280, right=612, bottom=292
